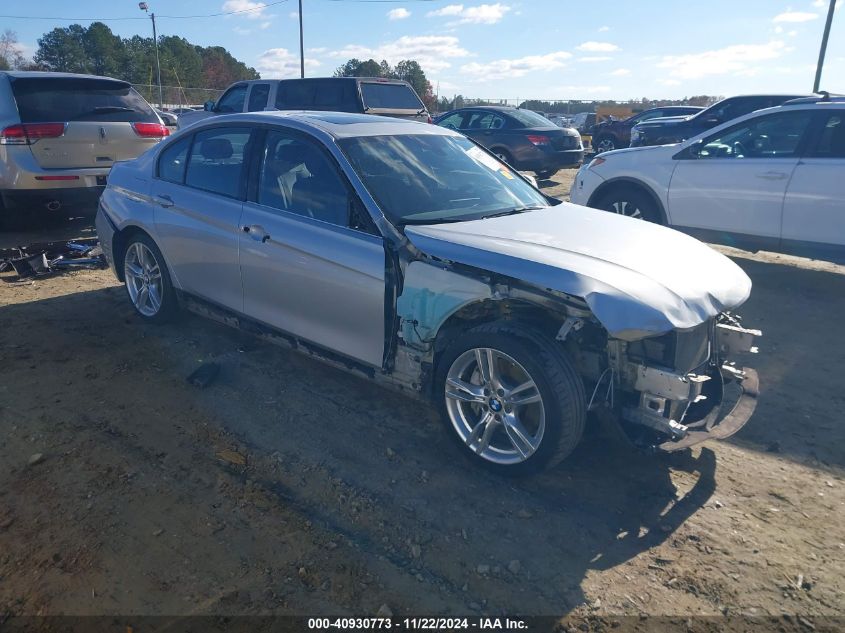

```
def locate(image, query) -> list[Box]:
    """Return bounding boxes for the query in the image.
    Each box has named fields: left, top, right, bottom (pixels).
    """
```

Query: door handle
left=242, top=224, right=271, bottom=243
left=756, top=171, right=788, bottom=181
left=155, top=194, right=174, bottom=208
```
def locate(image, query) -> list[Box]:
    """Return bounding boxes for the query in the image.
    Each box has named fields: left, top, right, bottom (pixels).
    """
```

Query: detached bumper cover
left=658, top=367, right=759, bottom=452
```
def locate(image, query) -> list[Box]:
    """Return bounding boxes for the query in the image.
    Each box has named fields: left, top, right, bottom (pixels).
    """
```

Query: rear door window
left=185, top=127, right=252, bottom=198
left=158, top=136, right=192, bottom=184
left=10, top=77, right=158, bottom=123
left=247, top=84, right=271, bottom=112
left=359, top=83, right=423, bottom=111
left=809, top=113, right=845, bottom=158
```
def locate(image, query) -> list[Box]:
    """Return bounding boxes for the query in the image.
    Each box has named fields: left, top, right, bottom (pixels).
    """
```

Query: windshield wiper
left=480, top=205, right=546, bottom=219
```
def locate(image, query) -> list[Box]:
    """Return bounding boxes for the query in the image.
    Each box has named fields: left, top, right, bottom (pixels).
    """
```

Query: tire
left=595, top=135, right=618, bottom=154
left=594, top=185, right=662, bottom=223
left=536, top=169, right=556, bottom=180
left=491, top=148, right=514, bottom=165
left=122, top=232, right=177, bottom=323
left=435, top=321, right=586, bottom=475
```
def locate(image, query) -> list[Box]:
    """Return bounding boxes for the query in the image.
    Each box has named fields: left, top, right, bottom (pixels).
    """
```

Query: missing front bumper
left=656, top=367, right=759, bottom=452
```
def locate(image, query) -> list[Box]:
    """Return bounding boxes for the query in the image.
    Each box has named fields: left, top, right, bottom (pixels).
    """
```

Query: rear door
left=781, top=110, right=845, bottom=251
left=246, top=83, right=271, bottom=112
left=668, top=109, right=814, bottom=241
left=151, top=125, right=254, bottom=311
left=9, top=76, right=165, bottom=169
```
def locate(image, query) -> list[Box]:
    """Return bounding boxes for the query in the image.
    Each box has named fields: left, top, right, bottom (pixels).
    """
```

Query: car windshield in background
left=508, top=108, right=556, bottom=128
left=10, top=77, right=158, bottom=123
left=360, top=83, right=424, bottom=111
left=339, top=133, right=550, bottom=226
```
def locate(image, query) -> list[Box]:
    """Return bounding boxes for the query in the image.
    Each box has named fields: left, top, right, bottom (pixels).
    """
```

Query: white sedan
left=570, top=97, right=845, bottom=261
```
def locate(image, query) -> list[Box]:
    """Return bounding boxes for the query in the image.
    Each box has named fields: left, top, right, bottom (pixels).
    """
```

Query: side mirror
left=203, top=100, right=216, bottom=112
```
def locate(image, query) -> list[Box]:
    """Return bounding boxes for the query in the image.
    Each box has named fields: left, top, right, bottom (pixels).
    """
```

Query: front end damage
left=606, top=316, right=761, bottom=452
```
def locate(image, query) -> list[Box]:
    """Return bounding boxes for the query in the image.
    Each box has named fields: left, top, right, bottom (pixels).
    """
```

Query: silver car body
left=97, top=111, right=760, bottom=453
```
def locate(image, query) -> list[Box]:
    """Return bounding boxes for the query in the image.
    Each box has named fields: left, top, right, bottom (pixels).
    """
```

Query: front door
left=668, top=110, right=814, bottom=243
left=152, top=126, right=253, bottom=311
left=238, top=129, right=386, bottom=367
left=781, top=111, right=845, bottom=251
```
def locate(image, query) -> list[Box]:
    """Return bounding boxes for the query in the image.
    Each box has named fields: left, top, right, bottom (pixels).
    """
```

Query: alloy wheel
left=124, top=242, right=164, bottom=317
left=445, top=347, right=546, bottom=465
left=608, top=200, right=643, bottom=219
left=596, top=138, right=616, bottom=153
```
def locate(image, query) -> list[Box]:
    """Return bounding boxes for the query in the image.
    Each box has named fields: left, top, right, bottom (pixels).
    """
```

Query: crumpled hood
left=404, top=203, right=752, bottom=340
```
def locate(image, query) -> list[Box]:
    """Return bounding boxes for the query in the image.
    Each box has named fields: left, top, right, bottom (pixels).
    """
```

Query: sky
left=3, top=0, right=844, bottom=101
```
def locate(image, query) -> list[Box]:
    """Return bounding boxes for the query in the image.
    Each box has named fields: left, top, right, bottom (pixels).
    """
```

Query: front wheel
left=594, top=186, right=661, bottom=223
left=595, top=135, right=617, bottom=154
left=436, top=323, right=586, bottom=475
left=123, top=233, right=177, bottom=322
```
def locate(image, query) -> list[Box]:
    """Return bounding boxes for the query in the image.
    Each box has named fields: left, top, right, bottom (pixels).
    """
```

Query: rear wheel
left=492, top=148, right=513, bottom=165
left=436, top=322, right=586, bottom=475
left=536, top=169, right=556, bottom=180
left=594, top=186, right=662, bottom=223
left=122, top=233, right=177, bottom=322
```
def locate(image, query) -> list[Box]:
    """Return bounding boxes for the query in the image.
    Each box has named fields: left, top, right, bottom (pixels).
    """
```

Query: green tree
left=35, top=25, right=89, bottom=73
left=83, top=22, right=125, bottom=76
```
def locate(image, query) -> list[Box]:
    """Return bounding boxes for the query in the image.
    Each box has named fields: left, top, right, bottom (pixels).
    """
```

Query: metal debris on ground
left=186, top=362, right=221, bottom=389
left=0, top=239, right=106, bottom=282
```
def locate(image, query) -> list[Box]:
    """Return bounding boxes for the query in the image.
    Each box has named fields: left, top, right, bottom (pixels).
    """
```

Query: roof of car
left=783, top=94, right=845, bottom=106
left=213, top=110, right=456, bottom=140
left=0, top=70, right=127, bottom=82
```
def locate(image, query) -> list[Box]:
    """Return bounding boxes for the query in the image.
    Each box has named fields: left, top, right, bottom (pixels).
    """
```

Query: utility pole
left=139, top=2, right=163, bottom=109
left=813, top=0, right=837, bottom=93
left=298, top=0, right=305, bottom=78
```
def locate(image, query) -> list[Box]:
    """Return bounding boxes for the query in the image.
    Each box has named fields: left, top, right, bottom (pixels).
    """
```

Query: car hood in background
left=404, top=204, right=751, bottom=341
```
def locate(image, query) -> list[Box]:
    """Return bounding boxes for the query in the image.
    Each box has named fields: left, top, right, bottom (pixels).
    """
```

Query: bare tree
left=0, top=30, right=27, bottom=70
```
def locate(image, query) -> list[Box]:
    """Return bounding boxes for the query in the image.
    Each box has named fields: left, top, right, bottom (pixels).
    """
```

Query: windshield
left=338, top=133, right=550, bottom=226
left=508, top=109, right=555, bottom=128
left=10, top=77, right=158, bottom=123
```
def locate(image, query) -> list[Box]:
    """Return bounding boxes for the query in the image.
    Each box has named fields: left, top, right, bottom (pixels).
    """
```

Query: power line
left=0, top=0, right=291, bottom=22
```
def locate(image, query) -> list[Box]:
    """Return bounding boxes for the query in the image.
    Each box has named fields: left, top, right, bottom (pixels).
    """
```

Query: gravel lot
left=1, top=168, right=844, bottom=628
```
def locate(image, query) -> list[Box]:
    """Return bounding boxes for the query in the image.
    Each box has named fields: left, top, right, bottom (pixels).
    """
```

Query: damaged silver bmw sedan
left=96, top=111, right=761, bottom=474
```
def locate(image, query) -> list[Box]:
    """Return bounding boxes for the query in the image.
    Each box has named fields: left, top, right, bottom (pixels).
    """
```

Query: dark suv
left=590, top=105, right=703, bottom=153
left=629, top=94, right=808, bottom=147
left=434, top=106, right=583, bottom=178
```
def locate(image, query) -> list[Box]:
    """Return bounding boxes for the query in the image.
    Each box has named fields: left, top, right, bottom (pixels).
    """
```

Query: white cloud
left=328, top=36, right=470, bottom=73
left=659, top=79, right=681, bottom=86
left=576, top=41, right=620, bottom=53
left=387, top=7, right=411, bottom=20
left=427, top=3, right=511, bottom=25
left=222, top=0, right=269, bottom=20
left=772, top=11, right=818, bottom=22
left=289, top=11, right=298, bottom=19
left=259, top=21, right=271, bottom=29
left=233, top=26, right=251, bottom=35
left=774, top=25, right=784, bottom=33
left=307, top=47, right=327, bottom=54
left=598, top=25, right=610, bottom=32
left=461, top=51, right=572, bottom=80
left=256, top=48, right=320, bottom=78
left=610, top=68, right=631, bottom=76
left=579, top=56, right=612, bottom=62
left=657, top=40, right=787, bottom=79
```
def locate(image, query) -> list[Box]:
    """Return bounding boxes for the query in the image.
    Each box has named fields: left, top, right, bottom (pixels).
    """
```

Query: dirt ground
left=1, top=169, right=844, bottom=627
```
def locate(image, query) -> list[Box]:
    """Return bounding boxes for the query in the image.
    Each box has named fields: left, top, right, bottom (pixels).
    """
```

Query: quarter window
left=698, top=111, right=813, bottom=159
left=257, top=130, right=350, bottom=227
left=157, top=136, right=191, bottom=183
left=184, top=127, right=251, bottom=198
left=438, top=112, right=465, bottom=130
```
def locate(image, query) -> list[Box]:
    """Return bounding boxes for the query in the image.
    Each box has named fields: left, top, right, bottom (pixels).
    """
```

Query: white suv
left=570, top=96, right=845, bottom=261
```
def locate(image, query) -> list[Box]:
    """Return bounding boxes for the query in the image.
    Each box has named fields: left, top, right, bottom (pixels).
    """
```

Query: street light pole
left=298, top=0, right=305, bottom=78
left=813, top=0, right=837, bottom=93
left=139, top=2, right=163, bottom=109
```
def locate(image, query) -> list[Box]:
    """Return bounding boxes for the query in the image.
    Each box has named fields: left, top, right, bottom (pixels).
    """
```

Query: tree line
left=334, top=58, right=436, bottom=111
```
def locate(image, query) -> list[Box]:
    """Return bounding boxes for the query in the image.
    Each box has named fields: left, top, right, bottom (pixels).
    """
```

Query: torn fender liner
left=404, top=203, right=752, bottom=340
left=658, top=368, right=759, bottom=452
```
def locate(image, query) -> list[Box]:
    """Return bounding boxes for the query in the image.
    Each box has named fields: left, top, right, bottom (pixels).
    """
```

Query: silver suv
left=0, top=71, right=168, bottom=226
